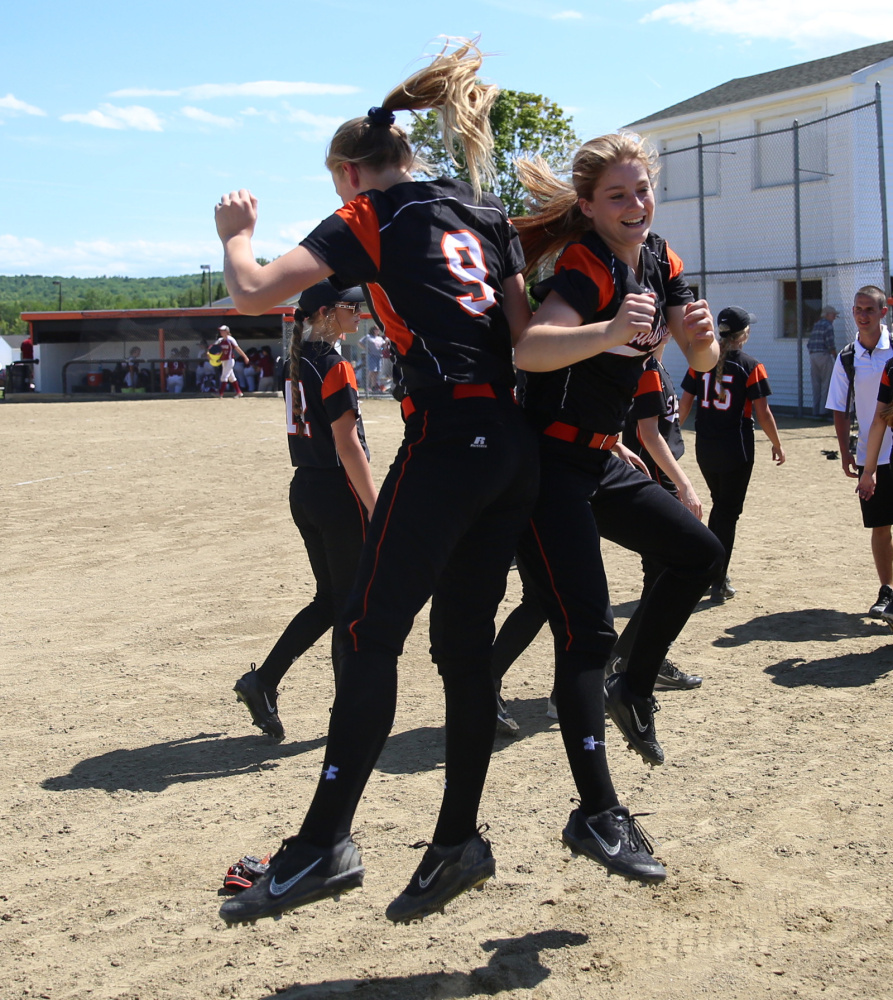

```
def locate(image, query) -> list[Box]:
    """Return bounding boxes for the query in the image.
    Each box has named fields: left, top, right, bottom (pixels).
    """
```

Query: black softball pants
left=696, top=449, right=754, bottom=585
left=256, top=466, right=368, bottom=689
left=517, top=440, right=724, bottom=815
left=298, top=392, right=539, bottom=849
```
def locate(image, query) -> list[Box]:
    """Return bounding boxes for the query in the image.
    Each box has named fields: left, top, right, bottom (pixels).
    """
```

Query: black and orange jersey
left=285, top=340, right=369, bottom=469
left=520, top=230, right=694, bottom=436
left=877, top=357, right=893, bottom=405
left=621, top=356, right=684, bottom=483
left=681, top=349, right=771, bottom=460
left=301, top=178, right=523, bottom=394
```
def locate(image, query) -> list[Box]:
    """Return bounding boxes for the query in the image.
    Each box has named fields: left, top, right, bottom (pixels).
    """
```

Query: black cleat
left=496, top=693, right=520, bottom=736
left=654, top=659, right=702, bottom=691
left=219, top=836, right=364, bottom=925
left=562, top=805, right=665, bottom=882
left=709, top=576, right=737, bottom=604
left=869, top=585, right=893, bottom=619
left=234, top=665, right=285, bottom=742
left=604, top=673, right=664, bottom=766
left=385, top=830, right=495, bottom=924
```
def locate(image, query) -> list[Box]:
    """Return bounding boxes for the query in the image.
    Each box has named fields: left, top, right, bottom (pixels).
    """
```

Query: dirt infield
left=3, top=397, right=892, bottom=1000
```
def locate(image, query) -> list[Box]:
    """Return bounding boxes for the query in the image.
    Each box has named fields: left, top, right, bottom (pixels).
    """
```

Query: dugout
left=19, top=307, right=296, bottom=394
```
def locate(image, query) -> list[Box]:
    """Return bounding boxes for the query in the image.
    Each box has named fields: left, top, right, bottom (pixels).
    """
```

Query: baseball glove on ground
left=222, top=854, right=271, bottom=893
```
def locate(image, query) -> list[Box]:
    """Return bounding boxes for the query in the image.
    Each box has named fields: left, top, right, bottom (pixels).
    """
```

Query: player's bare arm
left=503, top=273, right=533, bottom=346
left=514, top=291, right=655, bottom=371
left=832, top=410, right=860, bottom=478
left=638, top=416, right=703, bottom=519
left=752, top=398, right=786, bottom=465
left=331, top=410, right=378, bottom=518
left=216, top=189, right=332, bottom=315
left=667, top=301, right=718, bottom=372
left=857, top=401, right=889, bottom=499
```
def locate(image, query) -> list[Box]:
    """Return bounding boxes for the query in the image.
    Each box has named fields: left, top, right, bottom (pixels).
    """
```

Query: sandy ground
left=2, top=395, right=893, bottom=1000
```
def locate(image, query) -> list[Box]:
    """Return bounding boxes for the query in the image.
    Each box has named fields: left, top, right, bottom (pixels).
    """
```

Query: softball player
left=610, top=349, right=704, bottom=689
left=233, top=281, right=374, bottom=743
left=215, top=40, right=538, bottom=926
left=509, top=133, right=725, bottom=879
left=492, top=352, right=702, bottom=738
left=211, top=325, right=249, bottom=397
left=679, top=306, right=785, bottom=603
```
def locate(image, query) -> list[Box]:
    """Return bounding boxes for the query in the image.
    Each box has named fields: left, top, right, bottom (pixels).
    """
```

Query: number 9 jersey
left=301, top=178, right=523, bottom=394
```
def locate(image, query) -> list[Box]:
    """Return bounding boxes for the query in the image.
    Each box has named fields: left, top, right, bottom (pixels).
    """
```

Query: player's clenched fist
left=605, top=292, right=656, bottom=346
left=216, top=189, right=259, bottom=242
left=682, top=299, right=715, bottom=343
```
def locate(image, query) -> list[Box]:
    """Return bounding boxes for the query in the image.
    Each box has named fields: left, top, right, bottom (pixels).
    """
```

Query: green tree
left=409, top=90, right=578, bottom=217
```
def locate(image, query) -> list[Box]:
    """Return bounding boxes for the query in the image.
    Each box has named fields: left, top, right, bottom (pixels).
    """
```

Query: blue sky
left=2, top=0, right=890, bottom=278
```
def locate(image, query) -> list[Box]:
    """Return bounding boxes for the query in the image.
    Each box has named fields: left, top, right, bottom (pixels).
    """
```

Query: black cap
left=716, top=306, right=754, bottom=336
left=297, top=280, right=364, bottom=317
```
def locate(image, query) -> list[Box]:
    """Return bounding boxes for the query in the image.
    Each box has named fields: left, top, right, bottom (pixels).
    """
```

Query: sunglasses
left=334, top=301, right=361, bottom=314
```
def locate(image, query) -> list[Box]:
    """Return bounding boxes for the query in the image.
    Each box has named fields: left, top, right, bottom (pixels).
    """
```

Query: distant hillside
left=0, top=273, right=227, bottom=336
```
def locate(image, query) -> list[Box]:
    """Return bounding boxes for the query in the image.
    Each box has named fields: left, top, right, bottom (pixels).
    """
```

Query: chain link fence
left=655, top=88, right=890, bottom=413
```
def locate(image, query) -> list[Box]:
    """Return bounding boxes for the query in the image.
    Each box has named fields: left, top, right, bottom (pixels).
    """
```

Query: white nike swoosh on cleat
left=585, top=822, right=621, bottom=856
left=417, top=861, right=445, bottom=889
left=269, top=858, right=322, bottom=896
left=630, top=705, right=649, bottom=733
left=264, top=693, right=276, bottom=713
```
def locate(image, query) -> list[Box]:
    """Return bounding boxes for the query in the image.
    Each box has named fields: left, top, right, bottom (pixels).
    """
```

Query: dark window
left=782, top=279, right=823, bottom=338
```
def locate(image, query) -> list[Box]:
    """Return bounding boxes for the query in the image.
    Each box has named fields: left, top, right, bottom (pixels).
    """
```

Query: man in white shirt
left=827, top=285, right=893, bottom=617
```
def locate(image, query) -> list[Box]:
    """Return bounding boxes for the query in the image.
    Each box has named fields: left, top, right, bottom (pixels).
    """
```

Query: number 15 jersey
left=301, top=177, right=523, bottom=394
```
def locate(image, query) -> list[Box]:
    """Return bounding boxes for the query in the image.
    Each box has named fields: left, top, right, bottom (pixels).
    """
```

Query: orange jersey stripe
left=335, top=194, right=381, bottom=270
left=557, top=244, right=614, bottom=311
left=634, top=369, right=662, bottom=398
left=746, top=362, right=768, bottom=388
left=667, top=246, right=685, bottom=280
left=366, top=282, right=413, bottom=356
left=321, top=360, right=358, bottom=400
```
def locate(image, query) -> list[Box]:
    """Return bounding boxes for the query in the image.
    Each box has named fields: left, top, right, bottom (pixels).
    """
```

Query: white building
left=628, top=40, right=893, bottom=409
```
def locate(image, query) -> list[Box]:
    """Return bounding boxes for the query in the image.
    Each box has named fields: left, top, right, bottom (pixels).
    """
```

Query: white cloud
left=111, top=81, right=360, bottom=100
left=551, top=10, right=583, bottom=18
left=181, top=106, right=239, bottom=128
left=642, top=0, right=893, bottom=42
left=60, top=104, right=163, bottom=131
left=0, top=93, right=46, bottom=116
left=0, top=233, right=295, bottom=277
left=279, top=220, right=324, bottom=243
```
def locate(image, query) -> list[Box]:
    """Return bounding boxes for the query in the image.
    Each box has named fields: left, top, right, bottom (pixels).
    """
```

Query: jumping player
left=215, top=39, right=538, bottom=926
left=211, top=325, right=249, bottom=398
left=233, top=281, right=375, bottom=742
left=509, top=134, right=725, bottom=876
left=678, top=306, right=785, bottom=603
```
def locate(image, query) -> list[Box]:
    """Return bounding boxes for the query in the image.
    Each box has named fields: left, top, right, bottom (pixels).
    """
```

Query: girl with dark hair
left=232, top=281, right=374, bottom=743
left=506, top=133, right=725, bottom=878
left=216, top=39, right=538, bottom=926
left=679, top=306, right=785, bottom=603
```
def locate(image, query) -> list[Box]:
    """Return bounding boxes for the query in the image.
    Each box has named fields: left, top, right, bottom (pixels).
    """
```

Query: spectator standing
left=807, top=305, right=839, bottom=418
left=359, top=327, right=386, bottom=393
left=828, top=286, right=893, bottom=617
left=255, top=346, right=276, bottom=391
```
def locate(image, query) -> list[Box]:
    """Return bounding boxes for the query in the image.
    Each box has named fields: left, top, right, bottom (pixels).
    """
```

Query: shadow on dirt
left=41, top=732, right=324, bottom=793
left=256, top=928, right=589, bottom=1000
